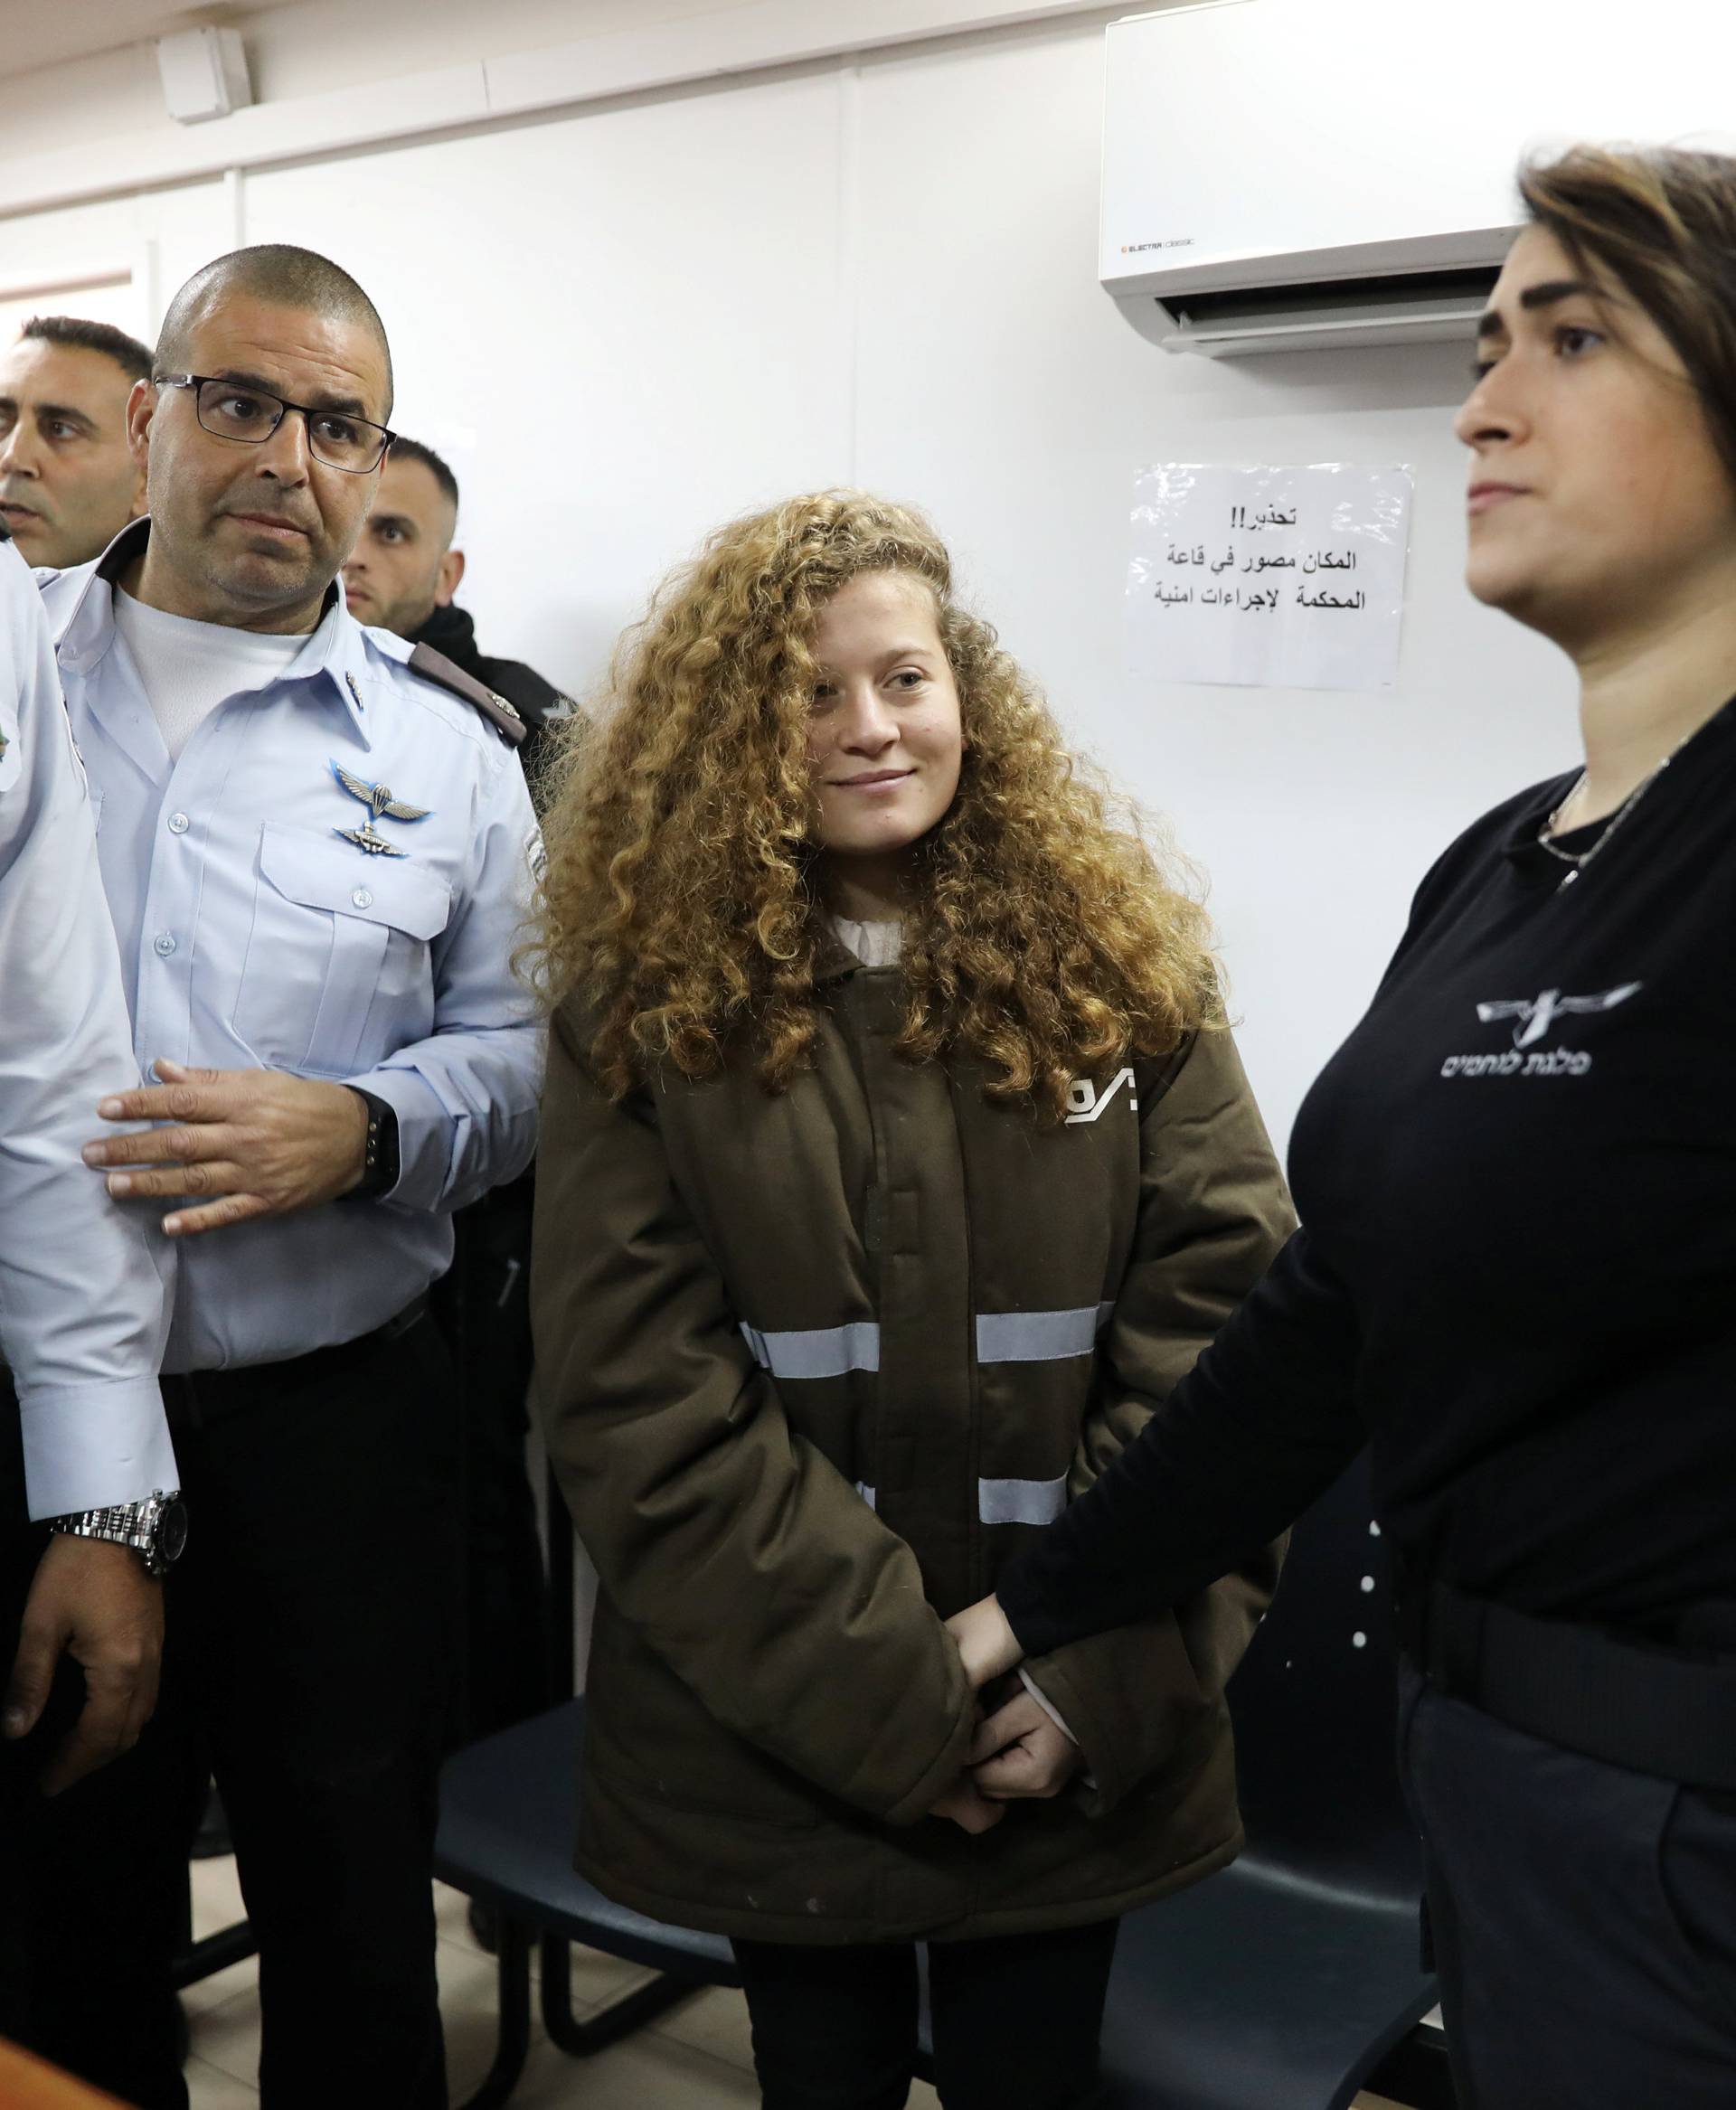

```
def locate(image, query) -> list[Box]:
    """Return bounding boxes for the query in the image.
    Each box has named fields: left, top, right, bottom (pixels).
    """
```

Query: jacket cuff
left=18, top=1379, right=179, bottom=1521
left=1021, top=1653, right=1128, bottom=1818
left=1020, top=1622, right=1210, bottom=1821
left=1018, top=1664, right=1099, bottom=1794
left=878, top=1690, right=978, bottom=1828
left=1017, top=1666, right=1079, bottom=1744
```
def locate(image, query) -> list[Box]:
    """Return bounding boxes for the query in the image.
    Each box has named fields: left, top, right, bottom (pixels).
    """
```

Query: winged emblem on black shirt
left=1476, top=982, right=1642, bottom=1049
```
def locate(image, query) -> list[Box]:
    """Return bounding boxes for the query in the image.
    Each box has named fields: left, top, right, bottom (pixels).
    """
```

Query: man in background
left=343, top=434, right=573, bottom=793
left=0, top=316, right=149, bottom=569
left=344, top=435, right=564, bottom=1757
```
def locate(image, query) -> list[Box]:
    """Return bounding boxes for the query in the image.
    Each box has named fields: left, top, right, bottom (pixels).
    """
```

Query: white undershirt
left=830, top=915, right=904, bottom=968
left=113, top=587, right=307, bottom=763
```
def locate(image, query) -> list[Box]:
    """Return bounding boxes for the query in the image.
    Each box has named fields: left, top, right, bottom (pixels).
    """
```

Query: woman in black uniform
left=947, top=146, right=1736, bottom=2107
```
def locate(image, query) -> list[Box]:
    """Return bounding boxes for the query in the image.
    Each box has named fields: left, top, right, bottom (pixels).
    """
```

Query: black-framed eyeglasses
left=156, top=372, right=393, bottom=475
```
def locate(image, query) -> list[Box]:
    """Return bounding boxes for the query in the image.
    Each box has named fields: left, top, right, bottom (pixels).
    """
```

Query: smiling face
left=0, top=337, right=144, bottom=568
left=1457, top=223, right=1736, bottom=646
left=805, top=570, right=965, bottom=903
left=129, top=291, right=391, bottom=631
left=342, top=451, right=462, bottom=636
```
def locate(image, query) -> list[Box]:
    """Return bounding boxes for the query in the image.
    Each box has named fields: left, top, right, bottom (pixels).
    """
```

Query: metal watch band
left=49, top=1491, right=185, bottom=1578
left=53, top=1502, right=142, bottom=1544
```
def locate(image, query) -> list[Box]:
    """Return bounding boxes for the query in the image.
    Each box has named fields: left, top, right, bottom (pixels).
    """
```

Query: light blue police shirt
left=0, top=538, right=176, bottom=1516
left=37, top=520, right=544, bottom=1375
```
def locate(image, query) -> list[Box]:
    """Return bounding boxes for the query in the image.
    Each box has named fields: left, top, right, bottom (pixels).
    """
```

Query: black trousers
left=0, top=1311, right=460, bottom=2109
left=429, top=1172, right=548, bottom=1747
left=1400, top=1660, right=1736, bottom=2107
left=731, top=1917, right=1120, bottom=2110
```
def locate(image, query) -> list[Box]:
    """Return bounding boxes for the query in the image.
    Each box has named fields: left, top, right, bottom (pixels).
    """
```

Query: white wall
left=0, top=7, right=1579, bottom=1155
left=0, top=0, right=780, bottom=166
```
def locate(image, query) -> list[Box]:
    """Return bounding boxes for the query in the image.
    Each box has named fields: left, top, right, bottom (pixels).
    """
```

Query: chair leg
left=173, top=1860, right=259, bottom=1992
left=171, top=1917, right=259, bottom=1992
left=538, top=1933, right=696, bottom=2057
left=457, top=1916, right=534, bottom=2110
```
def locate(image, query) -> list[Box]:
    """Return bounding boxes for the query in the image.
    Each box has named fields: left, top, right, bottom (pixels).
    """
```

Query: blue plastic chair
left=1085, top=1450, right=1442, bottom=2108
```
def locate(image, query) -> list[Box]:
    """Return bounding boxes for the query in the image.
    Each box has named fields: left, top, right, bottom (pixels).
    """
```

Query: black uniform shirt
left=1002, top=702, right=1736, bottom=1651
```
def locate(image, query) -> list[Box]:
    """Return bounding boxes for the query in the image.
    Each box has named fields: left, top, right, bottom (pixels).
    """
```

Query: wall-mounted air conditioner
left=1102, top=0, right=1736, bottom=357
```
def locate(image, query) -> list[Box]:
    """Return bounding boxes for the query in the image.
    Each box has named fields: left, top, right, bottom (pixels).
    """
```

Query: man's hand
left=945, top=1594, right=1024, bottom=1691
left=926, top=1771, right=1007, bottom=1834
left=967, top=1688, right=1085, bottom=1802
left=83, top=1059, right=370, bottom=1237
left=5, top=1535, right=163, bottom=1795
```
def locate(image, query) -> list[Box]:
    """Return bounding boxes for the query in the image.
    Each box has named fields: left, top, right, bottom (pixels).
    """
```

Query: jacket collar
left=814, top=930, right=862, bottom=986
left=410, top=599, right=478, bottom=666
left=54, top=517, right=365, bottom=735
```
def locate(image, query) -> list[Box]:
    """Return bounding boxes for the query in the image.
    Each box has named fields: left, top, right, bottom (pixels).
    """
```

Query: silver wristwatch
left=48, top=1490, right=188, bottom=1578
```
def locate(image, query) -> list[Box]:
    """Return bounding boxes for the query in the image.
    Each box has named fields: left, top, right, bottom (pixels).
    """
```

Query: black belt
left=1399, top=1578, right=1736, bottom=1792
left=163, top=1294, right=432, bottom=1431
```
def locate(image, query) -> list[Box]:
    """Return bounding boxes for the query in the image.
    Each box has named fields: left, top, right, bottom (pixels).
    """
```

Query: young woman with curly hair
left=526, top=490, right=1293, bottom=2110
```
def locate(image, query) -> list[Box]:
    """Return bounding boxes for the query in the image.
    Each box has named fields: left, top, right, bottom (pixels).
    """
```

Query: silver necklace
left=1535, top=730, right=1696, bottom=892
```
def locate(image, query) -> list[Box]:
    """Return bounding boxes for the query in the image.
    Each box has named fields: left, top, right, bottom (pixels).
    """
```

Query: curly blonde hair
left=524, top=491, right=1221, bottom=1121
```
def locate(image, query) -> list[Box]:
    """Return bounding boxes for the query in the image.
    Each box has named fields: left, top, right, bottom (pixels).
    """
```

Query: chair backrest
left=1224, top=1448, right=1420, bottom=1908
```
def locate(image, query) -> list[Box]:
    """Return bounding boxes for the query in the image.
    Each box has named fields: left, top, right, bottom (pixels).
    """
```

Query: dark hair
left=387, top=435, right=459, bottom=512
left=20, top=314, right=153, bottom=385
left=1520, top=146, right=1736, bottom=487
left=156, top=244, right=393, bottom=416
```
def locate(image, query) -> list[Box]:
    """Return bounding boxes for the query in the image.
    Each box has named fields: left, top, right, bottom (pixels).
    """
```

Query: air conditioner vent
left=1145, top=266, right=1500, bottom=358
left=1169, top=267, right=1499, bottom=334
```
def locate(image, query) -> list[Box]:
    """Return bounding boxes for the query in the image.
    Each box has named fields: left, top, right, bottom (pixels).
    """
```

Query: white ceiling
left=0, top=0, right=284, bottom=81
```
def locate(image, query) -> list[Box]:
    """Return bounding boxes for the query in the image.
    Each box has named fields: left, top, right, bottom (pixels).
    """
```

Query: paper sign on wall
left=1125, top=463, right=1413, bottom=692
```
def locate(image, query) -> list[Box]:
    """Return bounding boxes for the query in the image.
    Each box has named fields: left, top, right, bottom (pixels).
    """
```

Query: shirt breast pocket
left=235, top=823, right=453, bottom=1079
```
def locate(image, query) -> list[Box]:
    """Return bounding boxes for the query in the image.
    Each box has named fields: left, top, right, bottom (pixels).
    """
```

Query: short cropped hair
left=387, top=435, right=459, bottom=512
left=20, top=314, right=153, bottom=385
left=156, top=244, right=393, bottom=415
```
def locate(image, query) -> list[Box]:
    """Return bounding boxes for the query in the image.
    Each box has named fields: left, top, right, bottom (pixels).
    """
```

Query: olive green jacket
left=532, top=946, right=1294, bottom=1943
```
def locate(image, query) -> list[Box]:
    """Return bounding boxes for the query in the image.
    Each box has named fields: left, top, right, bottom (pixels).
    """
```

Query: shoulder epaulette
left=406, top=642, right=527, bottom=747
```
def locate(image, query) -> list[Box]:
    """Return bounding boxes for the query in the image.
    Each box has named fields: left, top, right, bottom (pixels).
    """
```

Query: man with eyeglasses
left=17, top=244, right=542, bottom=2109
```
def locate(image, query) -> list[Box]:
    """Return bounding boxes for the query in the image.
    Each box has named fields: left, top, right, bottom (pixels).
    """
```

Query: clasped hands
left=81, top=1060, right=371, bottom=1236
left=928, top=1595, right=1063, bottom=1835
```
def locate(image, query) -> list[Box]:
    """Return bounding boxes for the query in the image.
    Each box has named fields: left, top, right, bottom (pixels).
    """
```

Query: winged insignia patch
left=335, top=822, right=409, bottom=858
left=330, top=760, right=432, bottom=824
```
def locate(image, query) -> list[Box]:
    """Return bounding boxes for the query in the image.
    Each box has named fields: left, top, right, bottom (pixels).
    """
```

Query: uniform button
left=167, top=812, right=190, bottom=835
left=153, top=932, right=177, bottom=957
left=351, top=887, right=373, bottom=909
